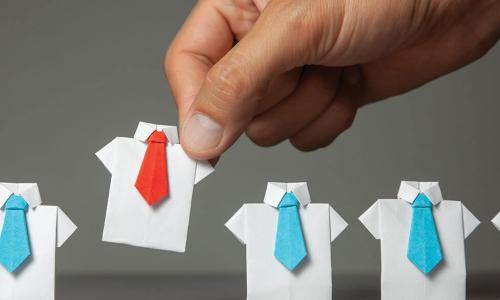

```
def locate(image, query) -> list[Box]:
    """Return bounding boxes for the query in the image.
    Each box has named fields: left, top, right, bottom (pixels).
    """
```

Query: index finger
left=164, top=1, right=235, bottom=124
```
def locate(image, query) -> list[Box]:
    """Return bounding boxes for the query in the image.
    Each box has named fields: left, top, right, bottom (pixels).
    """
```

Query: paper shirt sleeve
left=194, top=160, right=215, bottom=184
left=56, top=207, right=77, bottom=248
left=359, top=200, right=381, bottom=240
left=462, top=203, right=480, bottom=239
left=95, top=138, right=118, bottom=174
left=329, top=206, right=348, bottom=242
left=225, top=205, right=247, bottom=245
left=492, top=212, right=500, bottom=231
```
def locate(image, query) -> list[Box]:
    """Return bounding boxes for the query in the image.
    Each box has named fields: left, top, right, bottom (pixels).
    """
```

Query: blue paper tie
left=274, top=192, right=307, bottom=271
left=407, top=193, right=443, bottom=274
left=0, top=195, right=32, bottom=273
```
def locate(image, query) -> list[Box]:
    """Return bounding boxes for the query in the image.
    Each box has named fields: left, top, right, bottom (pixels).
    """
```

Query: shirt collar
left=134, top=121, right=179, bottom=144
left=263, top=182, right=311, bottom=208
left=397, top=181, right=443, bottom=205
left=0, top=183, right=42, bottom=209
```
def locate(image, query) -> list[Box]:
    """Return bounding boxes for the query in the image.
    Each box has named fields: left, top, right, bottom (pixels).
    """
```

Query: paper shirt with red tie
left=96, top=121, right=215, bottom=252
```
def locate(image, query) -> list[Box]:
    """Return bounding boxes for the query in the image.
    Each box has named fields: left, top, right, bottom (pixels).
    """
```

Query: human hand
left=165, top=0, right=499, bottom=160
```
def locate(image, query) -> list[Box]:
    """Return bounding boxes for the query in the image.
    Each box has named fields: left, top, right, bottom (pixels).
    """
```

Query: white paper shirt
left=96, top=122, right=214, bottom=252
left=226, top=182, right=348, bottom=300
left=359, top=181, right=480, bottom=300
left=0, top=183, right=77, bottom=300
left=492, top=212, right=500, bottom=231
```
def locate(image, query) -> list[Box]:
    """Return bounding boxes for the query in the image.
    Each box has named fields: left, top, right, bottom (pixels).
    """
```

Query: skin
left=165, top=0, right=500, bottom=160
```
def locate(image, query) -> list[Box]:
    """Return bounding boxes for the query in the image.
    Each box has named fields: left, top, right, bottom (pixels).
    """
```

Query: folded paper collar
left=263, top=182, right=311, bottom=208
left=0, top=183, right=42, bottom=209
left=398, top=181, right=443, bottom=205
left=134, top=122, right=179, bottom=144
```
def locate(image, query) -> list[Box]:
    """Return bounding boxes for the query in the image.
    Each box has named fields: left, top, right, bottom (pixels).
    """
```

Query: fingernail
left=182, top=113, right=223, bottom=152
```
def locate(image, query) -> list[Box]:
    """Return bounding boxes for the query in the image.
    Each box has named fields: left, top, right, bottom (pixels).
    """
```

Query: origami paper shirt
left=96, top=121, right=214, bottom=252
left=0, top=183, right=77, bottom=300
left=226, top=182, right=348, bottom=300
left=359, top=181, right=480, bottom=300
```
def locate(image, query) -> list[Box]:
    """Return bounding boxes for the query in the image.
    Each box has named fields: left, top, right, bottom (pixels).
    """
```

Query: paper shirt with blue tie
left=359, top=181, right=480, bottom=300
left=0, top=183, right=77, bottom=300
left=226, top=182, right=348, bottom=300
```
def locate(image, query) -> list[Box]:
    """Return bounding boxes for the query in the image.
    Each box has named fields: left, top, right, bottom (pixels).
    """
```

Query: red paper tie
left=135, top=131, right=169, bottom=206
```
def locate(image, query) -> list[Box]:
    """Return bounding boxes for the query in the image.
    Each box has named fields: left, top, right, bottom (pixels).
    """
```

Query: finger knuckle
left=264, top=1, right=324, bottom=62
left=164, top=48, right=176, bottom=76
left=290, top=137, right=326, bottom=152
left=205, top=60, right=249, bottom=112
left=292, top=132, right=338, bottom=151
left=316, top=136, right=337, bottom=150
left=467, top=24, right=499, bottom=61
left=246, top=122, right=280, bottom=147
left=289, top=100, right=357, bottom=152
left=335, top=100, right=356, bottom=131
left=279, top=70, right=302, bottom=95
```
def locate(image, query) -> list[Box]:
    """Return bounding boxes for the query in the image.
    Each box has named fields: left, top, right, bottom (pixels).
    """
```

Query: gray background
left=0, top=0, right=499, bottom=280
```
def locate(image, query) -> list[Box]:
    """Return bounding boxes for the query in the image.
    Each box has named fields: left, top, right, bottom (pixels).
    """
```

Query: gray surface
left=0, top=0, right=499, bottom=277
left=57, top=275, right=500, bottom=300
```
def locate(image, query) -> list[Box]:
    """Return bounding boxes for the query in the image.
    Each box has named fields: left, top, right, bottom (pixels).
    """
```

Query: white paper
left=359, top=181, right=480, bottom=300
left=226, top=182, right=348, bottom=300
left=56, top=208, right=78, bottom=248
left=194, top=160, right=215, bottom=184
left=263, top=182, right=311, bottom=207
left=96, top=122, right=214, bottom=252
left=492, top=212, right=500, bottom=231
left=0, top=183, right=77, bottom=300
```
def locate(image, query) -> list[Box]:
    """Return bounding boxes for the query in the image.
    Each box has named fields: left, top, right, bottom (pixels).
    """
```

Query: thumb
left=180, top=3, right=312, bottom=160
